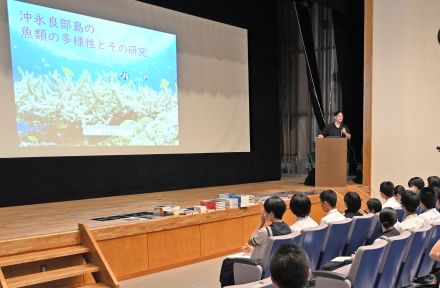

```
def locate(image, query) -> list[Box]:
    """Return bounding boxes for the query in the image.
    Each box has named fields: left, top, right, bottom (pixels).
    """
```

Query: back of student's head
left=428, top=176, right=440, bottom=189
left=394, top=185, right=405, bottom=197
left=380, top=181, right=394, bottom=198
left=401, top=190, right=420, bottom=213
left=408, top=177, right=425, bottom=191
left=270, top=245, right=310, bottom=288
left=344, top=192, right=361, bottom=213
left=419, top=187, right=437, bottom=209
left=290, top=192, right=311, bottom=218
left=319, top=189, right=337, bottom=208
left=379, top=208, right=397, bottom=229
left=264, top=196, right=286, bottom=219
left=366, top=198, right=382, bottom=214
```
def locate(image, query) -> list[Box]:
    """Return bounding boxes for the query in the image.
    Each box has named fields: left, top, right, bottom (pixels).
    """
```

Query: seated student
left=380, top=181, right=401, bottom=209
left=270, top=245, right=310, bottom=288
left=394, top=190, right=425, bottom=233
left=428, top=176, right=440, bottom=189
left=289, top=192, right=318, bottom=232
left=319, top=189, right=345, bottom=225
left=376, top=208, right=400, bottom=241
left=343, top=192, right=363, bottom=218
left=365, top=198, right=382, bottom=214
left=408, top=176, right=425, bottom=192
left=219, top=196, right=291, bottom=287
left=418, top=187, right=440, bottom=225
left=393, top=185, right=405, bottom=203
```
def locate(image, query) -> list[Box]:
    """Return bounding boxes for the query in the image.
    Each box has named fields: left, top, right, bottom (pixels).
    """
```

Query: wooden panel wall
left=363, top=0, right=373, bottom=188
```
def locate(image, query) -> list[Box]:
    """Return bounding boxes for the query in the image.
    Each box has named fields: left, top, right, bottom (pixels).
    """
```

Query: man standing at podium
left=318, top=111, right=351, bottom=140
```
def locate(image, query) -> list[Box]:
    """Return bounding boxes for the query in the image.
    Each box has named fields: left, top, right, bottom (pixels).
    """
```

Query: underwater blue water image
left=7, top=0, right=179, bottom=147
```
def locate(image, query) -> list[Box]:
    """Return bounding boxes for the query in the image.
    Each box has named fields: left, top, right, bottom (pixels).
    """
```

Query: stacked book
left=200, top=199, right=217, bottom=210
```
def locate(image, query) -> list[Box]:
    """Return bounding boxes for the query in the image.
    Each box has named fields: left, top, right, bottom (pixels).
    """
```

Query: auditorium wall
left=371, top=0, right=440, bottom=196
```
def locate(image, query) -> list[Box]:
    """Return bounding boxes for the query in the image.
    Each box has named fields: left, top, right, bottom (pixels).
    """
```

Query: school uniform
left=394, top=214, right=425, bottom=233
left=320, top=208, right=346, bottom=225
left=290, top=216, right=319, bottom=233
left=382, top=197, right=401, bottom=209
left=419, top=208, right=440, bottom=225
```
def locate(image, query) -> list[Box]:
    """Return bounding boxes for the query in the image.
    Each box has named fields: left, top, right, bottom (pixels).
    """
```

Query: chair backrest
left=347, top=240, right=388, bottom=288
left=366, top=213, right=382, bottom=245
left=317, top=218, right=352, bottom=269
left=298, top=224, right=328, bottom=271
left=374, top=231, right=411, bottom=288
left=417, top=222, right=440, bottom=278
left=260, top=232, right=302, bottom=278
left=397, top=225, right=432, bottom=287
left=344, top=214, right=374, bottom=255
left=395, top=208, right=405, bottom=222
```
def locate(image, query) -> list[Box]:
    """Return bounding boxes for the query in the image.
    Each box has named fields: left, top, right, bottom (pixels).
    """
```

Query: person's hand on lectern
left=317, top=134, right=324, bottom=138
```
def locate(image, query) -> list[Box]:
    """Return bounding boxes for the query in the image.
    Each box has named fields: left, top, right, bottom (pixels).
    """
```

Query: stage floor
left=0, top=177, right=370, bottom=242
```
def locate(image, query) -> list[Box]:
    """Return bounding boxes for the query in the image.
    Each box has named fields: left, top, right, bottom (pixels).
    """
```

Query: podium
left=315, top=137, right=347, bottom=186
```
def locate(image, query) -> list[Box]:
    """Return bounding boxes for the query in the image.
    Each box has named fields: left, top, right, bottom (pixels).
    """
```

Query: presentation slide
left=0, top=0, right=250, bottom=157
left=8, top=0, right=178, bottom=148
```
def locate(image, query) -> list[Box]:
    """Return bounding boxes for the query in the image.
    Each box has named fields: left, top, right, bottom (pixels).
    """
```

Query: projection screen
left=0, top=0, right=250, bottom=157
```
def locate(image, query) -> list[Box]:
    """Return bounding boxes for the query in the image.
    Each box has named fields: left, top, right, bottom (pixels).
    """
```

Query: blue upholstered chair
left=314, top=240, right=388, bottom=288
left=298, top=224, right=328, bottom=271
left=416, top=222, right=440, bottom=279
left=366, top=213, right=382, bottom=245
left=395, top=208, right=405, bottom=222
left=396, top=225, right=432, bottom=288
left=374, top=231, right=411, bottom=288
left=233, top=232, right=301, bottom=285
left=343, top=214, right=374, bottom=255
left=316, top=218, right=352, bottom=269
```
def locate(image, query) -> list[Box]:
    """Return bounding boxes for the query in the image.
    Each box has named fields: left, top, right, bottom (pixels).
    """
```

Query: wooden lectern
left=315, top=137, right=347, bottom=187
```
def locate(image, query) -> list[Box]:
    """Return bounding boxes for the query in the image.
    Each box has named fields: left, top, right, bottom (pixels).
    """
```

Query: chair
left=395, top=208, right=405, bottom=222
left=233, top=232, right=301, bottom=285
left=343, top=214, right=374, bottom=255
left=396, top=225, right=432, bottom=288
left=298, top=224, right=328, bottom=271
left=314, top=240, right=388, bottom=288
left=224, top=277, right=272, bottom=288
left=374, top=231, right=411, bottom=288
left=366, top=213, right=382, bottom=245
left=416, top=222, right=440, bottom=279
left=316, top=218, right=352, bottom=269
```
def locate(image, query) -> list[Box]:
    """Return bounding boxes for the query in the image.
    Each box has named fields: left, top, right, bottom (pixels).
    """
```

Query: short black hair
left=419, top=187, right=437, bottom=209
left=344, top=192, right=362, bottom=213
left=270, top=245, right=310, bottom=288
left=319, top=189, right=337, bottom=208
left=408, top=177, right=425, bottom=190
left=394, top=185, right=405, bottom=197
left=366, top=198, right=382, bottom=214
left=401, top=190, right=420, bottom=213
left=428, top=176, right=440, bottom=189
left=380, top=181, right=395, bottom=198
left=264, top=196, right=286, bottom=219
left=333, top=110, right=343, bottom=117
left=379, top=208, right=397, bottom=229
left=290, top=192, right=311, bottom=218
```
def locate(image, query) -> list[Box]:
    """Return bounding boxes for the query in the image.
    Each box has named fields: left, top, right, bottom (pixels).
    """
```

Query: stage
left=0, top=177, right=370, bottom=280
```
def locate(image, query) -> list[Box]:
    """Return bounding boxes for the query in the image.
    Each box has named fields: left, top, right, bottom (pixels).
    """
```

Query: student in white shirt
left=393, top=185, right=405, bottom=204
left=380, top=181, right=401, bottom=209
left=419, top=187, right=440, bottom=225
left=319, top=189, right=345, bottom=225
left=408, top=176, right=425, bottom=192
left=365, top=198, right=382, bottom=214
left=289, top=192, right=318, bottom=232
left=394, top=190, right=425, bottom=233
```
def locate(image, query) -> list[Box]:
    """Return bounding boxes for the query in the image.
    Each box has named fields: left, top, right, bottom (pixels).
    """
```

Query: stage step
left=6, top=263, right=100, bottom=288
left=0, top=245, right=90, bottom=267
